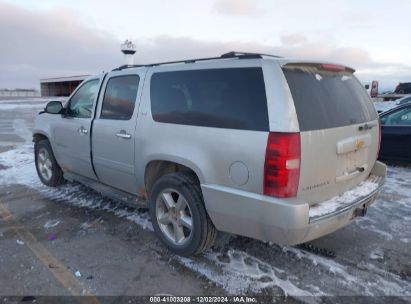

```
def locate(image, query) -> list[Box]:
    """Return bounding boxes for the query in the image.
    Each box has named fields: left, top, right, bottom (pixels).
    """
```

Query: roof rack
left=220, top=51, right=282, bottom=59
left=112, top=51, right=282, bottom=71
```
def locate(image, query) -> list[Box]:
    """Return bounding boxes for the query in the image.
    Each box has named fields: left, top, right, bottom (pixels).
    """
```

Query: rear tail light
left=264, top=132, right=301, bottom=198
left=395, top=84, right=400, bottom=93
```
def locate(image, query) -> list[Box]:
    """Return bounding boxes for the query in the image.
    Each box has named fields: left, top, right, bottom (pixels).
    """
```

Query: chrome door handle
left=78, top=126, right=88, bottom=135
left=116, top=130, right=132, bottom=139
left=358, top=123, right=377, bottom=131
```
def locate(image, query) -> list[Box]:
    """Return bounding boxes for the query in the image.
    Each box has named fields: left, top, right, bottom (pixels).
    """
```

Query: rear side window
left=101, top=75, right=139, bottom=120
left=150, top=68, right=268, bottom=131
left=283, top=66, right=377, bottom=131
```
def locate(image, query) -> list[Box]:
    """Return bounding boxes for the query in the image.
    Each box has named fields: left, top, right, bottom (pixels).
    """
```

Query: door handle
left=358, top=123, right=377, bottom=131
left=116, top=130, right=132, bottom=139
left=78, top=126, right=88, bottom=135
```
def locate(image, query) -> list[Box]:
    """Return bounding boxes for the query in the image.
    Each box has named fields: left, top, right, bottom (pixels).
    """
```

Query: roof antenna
left=121, top=40, right=136, bottom=66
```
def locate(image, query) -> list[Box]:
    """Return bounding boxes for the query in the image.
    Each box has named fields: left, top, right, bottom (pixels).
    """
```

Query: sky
left=0, top=0, right=410, bottom=92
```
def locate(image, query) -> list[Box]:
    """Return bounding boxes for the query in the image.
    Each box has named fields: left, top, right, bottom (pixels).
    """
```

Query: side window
left=150, top=68, right=268, bottom=131
left=381, top=107, right=411, bottom=126
left=67, top=79, right=99, bottom=118
left=101, top=75, right=140, bottom=120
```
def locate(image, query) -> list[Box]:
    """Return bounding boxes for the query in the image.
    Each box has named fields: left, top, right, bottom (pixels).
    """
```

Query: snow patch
left=0, top=97, right=65, bottom=103
left=0, top=98, right=65, bottom=111
left=0, top=144, right=40, bottom=187
left=0, top=103, right=45, bottom=111
left=13, top=119, right=33, bottom=142
left=309, top=178, right=380, bottom=218
left=0, top=144, right=153, bottom=231
left=2, top=102, right=45, bottom=107
left=369, top=248, right=384, bottom=260
left=281, top=245, right=410, bottom=296
left=355, top=261, right=409, bottom=296
left=42, top=185, right=154, bottom=232
left=44, top=220, right=61, bottom=229
left=357, top=223, right=394, bottom=241
left=281, top=246, right=357, bottom=283
left=177, top=250, right=321, bottom=298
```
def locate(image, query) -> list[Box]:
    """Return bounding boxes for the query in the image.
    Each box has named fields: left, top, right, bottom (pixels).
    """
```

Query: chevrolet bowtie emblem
left=356, top=139, right=365, bottom=149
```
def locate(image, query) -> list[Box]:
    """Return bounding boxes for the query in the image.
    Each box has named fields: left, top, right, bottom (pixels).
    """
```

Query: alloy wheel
left=155, top=189, right=193, bottom=246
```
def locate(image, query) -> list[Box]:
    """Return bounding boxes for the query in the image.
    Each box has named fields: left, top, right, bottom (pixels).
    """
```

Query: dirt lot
left=0, top=99, right=410, bottom=303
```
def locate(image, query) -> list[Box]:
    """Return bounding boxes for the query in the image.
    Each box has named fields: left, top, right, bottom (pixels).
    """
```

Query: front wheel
left=149, top=172, right=216, bottom=256
left=34, top=139, right=65, bottom=187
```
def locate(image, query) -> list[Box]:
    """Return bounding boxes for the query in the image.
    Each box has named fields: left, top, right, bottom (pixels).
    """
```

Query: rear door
left=282, top=64, right=379, bottom=204
left=53, top=77, right=103, bottom=179
left=92, top=71, right=144, bottom=194
left=380, top=105, right=411, bottom=161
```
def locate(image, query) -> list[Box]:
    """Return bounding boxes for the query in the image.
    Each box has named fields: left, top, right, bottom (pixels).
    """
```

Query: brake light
left=264, top=132, right=301, bottom=198
left=395, top=84, right=400, bottom=93
left=319, top=63, right=346, bottom=72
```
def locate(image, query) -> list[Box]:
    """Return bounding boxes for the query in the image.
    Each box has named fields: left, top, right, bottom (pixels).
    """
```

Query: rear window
left=150, top=68, right=269, bottom=131
left=283, top=66, right=377, bottom=131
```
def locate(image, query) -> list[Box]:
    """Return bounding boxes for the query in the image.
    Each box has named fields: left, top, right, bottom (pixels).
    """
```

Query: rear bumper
left=201, top=161, right=386, bottom=245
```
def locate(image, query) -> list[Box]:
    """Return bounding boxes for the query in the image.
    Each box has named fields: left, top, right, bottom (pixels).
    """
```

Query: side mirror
left=365, top=84, right=370, bottom=90
left=45, top=101, right=63, bottom=114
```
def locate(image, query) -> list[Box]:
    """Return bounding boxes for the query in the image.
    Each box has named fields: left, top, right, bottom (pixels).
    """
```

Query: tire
left=149, top=172, right=217, bottom=256
left=34, top=139, right=65, bottom=187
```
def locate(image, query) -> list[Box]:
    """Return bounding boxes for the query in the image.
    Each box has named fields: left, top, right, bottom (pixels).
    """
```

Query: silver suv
left=33, top=52, right=386, bottom=256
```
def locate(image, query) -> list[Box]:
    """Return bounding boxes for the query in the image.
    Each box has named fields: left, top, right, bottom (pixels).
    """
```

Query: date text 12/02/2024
left=149, top=296, right=258, bottom=303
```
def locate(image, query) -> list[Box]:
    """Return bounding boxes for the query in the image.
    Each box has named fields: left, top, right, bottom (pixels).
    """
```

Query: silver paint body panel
left=33, top=57, right=386, bottom=245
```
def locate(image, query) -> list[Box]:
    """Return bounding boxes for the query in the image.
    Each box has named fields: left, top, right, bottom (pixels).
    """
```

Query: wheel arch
left=32, top=132, right=49, bottom=143
left=144, top=159, right=204, bottom=198
left=33, top=132, right=63, bottom=170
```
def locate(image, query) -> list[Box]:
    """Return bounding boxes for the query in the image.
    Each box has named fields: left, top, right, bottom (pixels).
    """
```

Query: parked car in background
left=32, top=52, right=386, bottom=256
left=374, top=95, right=411, bottom=114
left=394, top=82, right=411, bottom=94
left=397, top=95, right=411, bottom=105
left=379, top=103, right=411, bottom=162
left=374, top=101, right=400, bottom=114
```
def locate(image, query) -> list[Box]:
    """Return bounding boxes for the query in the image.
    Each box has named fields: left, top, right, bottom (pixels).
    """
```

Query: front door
left=92, top=72, right=143, bottom=194
left=53, top=77, right=102, bottom=179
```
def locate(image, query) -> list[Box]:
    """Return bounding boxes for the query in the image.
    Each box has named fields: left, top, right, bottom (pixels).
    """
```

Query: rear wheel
left=34, top=139, right=65, bottom=187
left=149, top=172, right=216, bottom=256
